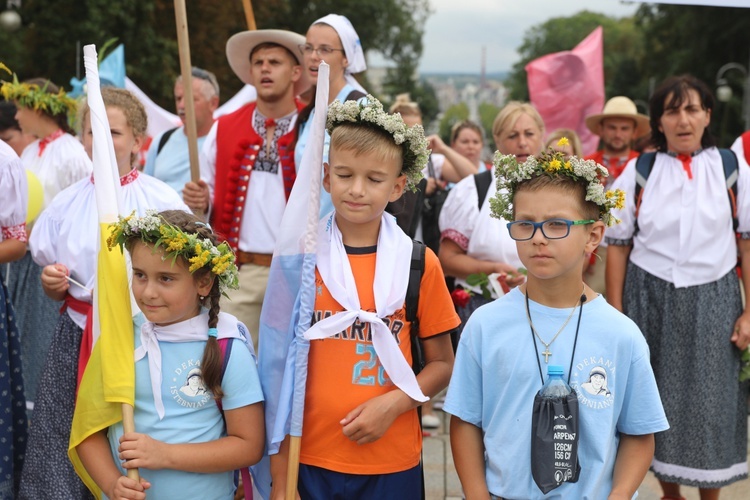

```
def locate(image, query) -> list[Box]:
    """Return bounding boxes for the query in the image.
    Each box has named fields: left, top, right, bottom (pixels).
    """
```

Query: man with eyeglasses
left=183, top=29, right=309, bottom=348
left=143, top=67, right=220, bottom=197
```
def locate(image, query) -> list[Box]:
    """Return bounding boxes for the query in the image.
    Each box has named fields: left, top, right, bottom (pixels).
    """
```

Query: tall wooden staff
left=242, top=0, right=257, bottom=31
left=174, top=0, right=202, bottom=216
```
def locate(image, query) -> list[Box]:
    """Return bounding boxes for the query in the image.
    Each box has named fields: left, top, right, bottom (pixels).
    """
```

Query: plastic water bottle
left=540, top=365, right=572, bottom=398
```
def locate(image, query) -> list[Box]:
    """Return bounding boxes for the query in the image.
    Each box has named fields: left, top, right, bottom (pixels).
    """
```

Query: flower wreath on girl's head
left=489, top=138, right=626, bottom=227
left=326, top=94, right=429, bottom=191
left=107, top=210, right=240, bottom=296
left=0, top=63, right=78, bottom=124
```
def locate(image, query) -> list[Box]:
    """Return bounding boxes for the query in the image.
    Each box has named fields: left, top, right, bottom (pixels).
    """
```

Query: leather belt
left=236, top=251, right=273, bottom=267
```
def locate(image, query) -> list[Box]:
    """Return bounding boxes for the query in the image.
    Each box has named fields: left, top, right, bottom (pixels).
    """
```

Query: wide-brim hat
left=585, top=96, right=651, bottom=138
left=226, top=29, right=310, bottom=96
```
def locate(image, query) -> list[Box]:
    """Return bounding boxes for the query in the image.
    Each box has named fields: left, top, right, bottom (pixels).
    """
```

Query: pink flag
left=526, top=26, right=604, bottom=156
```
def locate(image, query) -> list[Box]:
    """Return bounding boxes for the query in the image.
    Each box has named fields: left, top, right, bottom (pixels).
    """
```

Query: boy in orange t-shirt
left=270, top=97, right=459, bottom=499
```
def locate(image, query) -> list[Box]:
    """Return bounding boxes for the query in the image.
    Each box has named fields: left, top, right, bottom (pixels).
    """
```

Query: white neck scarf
left=135, top=311, right=243, bottom=419
left=304, top=213, right=427, bottom=402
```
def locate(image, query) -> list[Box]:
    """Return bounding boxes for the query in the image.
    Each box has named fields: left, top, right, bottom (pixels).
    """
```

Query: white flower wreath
left=489, top=138, right=626, bottom=227
left=326, top=95, right=429, bottom=190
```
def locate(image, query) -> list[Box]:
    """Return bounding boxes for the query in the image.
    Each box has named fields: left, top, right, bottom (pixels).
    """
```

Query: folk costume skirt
left=5, top=252, right=60, bottom=411
left=0, top=270, right=27, bottom=500
left=624, top=262, right=748, bottom=488
left=18, top=313, right=93, bottom=500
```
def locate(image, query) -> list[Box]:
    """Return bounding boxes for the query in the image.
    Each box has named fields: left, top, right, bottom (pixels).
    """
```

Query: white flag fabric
left=251, top=63, right=330, bottom=499
left=629, top=0, right=749, bottom=6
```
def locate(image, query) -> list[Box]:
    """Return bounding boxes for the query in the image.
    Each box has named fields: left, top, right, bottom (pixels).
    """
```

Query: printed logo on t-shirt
left=169, top=359, right=211, bottom=409
left=570, top=357, right=614, bottom=410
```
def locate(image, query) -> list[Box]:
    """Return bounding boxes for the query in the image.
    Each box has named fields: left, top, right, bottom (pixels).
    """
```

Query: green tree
left=0, top=0, right=432, bottom=112
left=635, top=4, right=750, bottom=146
left=505, top=10, right=644, bottom=104
left=478, top=102, right=501, bottom=145
left=438, top=103, right=469, bottom=143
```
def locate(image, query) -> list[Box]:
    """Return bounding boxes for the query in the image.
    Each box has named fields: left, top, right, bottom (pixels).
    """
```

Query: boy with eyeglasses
left=444, top=142, right=669, bottom=499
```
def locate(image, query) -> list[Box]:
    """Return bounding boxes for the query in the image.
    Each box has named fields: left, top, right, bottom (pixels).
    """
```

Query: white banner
left=631, top=0, right=750, bottom=7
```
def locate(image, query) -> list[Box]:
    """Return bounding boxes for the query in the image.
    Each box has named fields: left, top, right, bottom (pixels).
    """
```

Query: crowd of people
left=0, top=13, right=749, bottom=500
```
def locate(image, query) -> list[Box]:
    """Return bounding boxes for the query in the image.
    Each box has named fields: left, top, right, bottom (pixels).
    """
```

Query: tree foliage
left=505, top=5, right=750, bottom=146
left=0, top=0, right=431, bottom=112
left=634, top=4, right=750, bottom=146
left=437, top=102, right=469, bottom=143
left=478, top=102, right=501, bottom=146
left=506, top=10, right=643, bottom=105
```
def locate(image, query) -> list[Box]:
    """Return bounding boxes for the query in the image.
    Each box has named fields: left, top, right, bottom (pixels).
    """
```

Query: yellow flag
left=68, top=44, right=134, bottom=499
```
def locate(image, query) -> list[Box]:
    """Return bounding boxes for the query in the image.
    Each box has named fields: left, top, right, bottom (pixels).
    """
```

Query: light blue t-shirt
left=444, top=288, right=669, bottom=500
left=144, top=126, right=208, bottom=197
left=107, top=316, right=264, bottom=500
left=294, top=84, right=366, bottom=219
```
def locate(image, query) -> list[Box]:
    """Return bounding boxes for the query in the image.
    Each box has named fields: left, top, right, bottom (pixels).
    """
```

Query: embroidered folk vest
left=211, top=101, right=303, bottom=249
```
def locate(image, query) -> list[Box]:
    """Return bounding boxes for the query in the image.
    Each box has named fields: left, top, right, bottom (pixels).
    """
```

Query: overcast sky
left=414, top=0, right=641, bottom=74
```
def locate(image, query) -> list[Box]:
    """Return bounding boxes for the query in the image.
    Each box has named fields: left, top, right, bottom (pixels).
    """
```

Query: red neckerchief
left=90, top=168, right=140, bottom=186
left=38, top=129, right=65, bottom=157
left=668, top=149, right=702, bottom=180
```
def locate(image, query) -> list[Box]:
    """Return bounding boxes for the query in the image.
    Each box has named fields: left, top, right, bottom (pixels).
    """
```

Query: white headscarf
left=313, top=14, right=367, bottom=93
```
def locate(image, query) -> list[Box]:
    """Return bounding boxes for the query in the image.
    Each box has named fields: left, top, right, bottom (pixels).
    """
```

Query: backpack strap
left=156, top=127, right=179, bottom=155
left=406, top=240, right=426, bottom=376
left=474, top=170, right=493, bottom=211
left=718, top=148, right=740, bottom=231
left=633, top=152, right=657, bottom=236
left=214, top=338, right=253, bottom=500
left=406, top=239, right=427, bottom=500
left=345, top=89, right=366, bottom=101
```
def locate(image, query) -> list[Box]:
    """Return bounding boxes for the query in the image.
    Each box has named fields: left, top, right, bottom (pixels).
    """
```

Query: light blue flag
left=251, top=63, right=330, bottom=499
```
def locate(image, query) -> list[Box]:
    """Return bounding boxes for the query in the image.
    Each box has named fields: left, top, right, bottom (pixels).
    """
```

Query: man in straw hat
left=183, top=29, right=309, bottom=348
left=584, top=96, right=651, bottom=187
left=583, top=97, right=650, bottom=295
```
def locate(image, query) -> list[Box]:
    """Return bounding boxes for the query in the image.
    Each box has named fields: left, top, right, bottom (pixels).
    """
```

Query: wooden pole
left=241, top=0, right=257, bottom=31
left=121, top=404, right=140, bottom=481
left=173, top=0, right=202, bottom=215
left=285, top=436, right=302, bottom=500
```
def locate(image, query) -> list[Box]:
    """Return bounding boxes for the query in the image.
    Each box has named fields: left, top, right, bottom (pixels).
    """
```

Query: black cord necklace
left=525, top=287, right=587, bottom=385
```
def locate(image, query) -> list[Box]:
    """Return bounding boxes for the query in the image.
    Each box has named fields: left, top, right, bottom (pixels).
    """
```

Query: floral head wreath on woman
left=0, top=63, right=78, bottom=123
left=489, top=137, right=626, bottom=227
left=326, top=94, right=429, bottom=191
left=107, top=210, right=240, bottom=296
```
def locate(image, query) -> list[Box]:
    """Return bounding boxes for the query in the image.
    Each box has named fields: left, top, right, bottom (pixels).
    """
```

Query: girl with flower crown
left=0, top=140, right=28, bottom=500
left=19, top=88, right=189, bottom=499
left=0, top=73, right=93, bottom=418
left=75, top=210, right=264, bottom=500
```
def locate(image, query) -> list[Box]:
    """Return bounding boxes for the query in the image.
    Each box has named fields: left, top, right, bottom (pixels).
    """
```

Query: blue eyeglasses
left=506, top=218, right=595, bottom=241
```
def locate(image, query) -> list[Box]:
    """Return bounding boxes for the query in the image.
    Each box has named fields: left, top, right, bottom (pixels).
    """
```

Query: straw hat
left=225, top=29, right=309, bottom=96
left=585, top=96, right=650, bottom=138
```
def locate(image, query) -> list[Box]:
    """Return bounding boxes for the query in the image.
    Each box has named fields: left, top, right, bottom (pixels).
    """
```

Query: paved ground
left=423, top=410, right=750, bottom=500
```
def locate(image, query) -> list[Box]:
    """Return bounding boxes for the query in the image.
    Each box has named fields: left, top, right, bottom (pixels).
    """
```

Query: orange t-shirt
left=300, top=245, right=460, bottom=475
